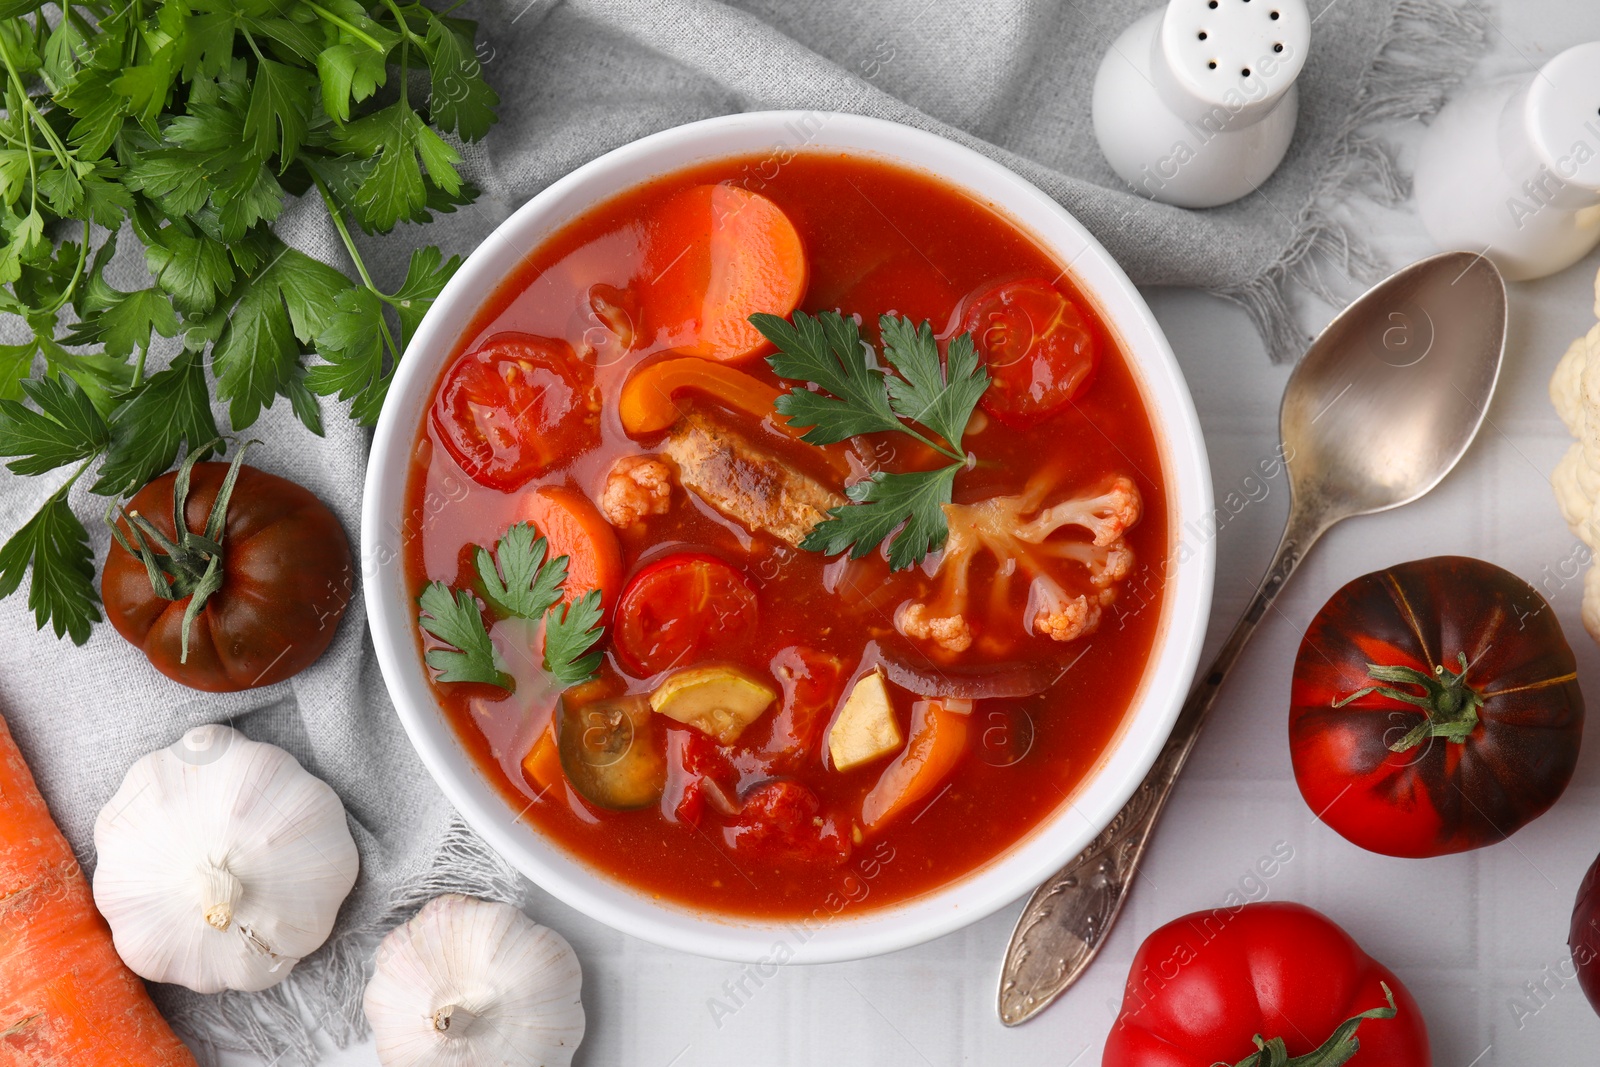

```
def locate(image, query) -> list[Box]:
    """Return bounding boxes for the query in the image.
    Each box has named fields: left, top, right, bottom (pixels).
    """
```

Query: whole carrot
left=0, top=711, right=197, bottom=1066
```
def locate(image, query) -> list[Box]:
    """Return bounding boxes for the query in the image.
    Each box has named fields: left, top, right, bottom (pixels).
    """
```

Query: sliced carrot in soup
left=861, top=698, right=971, bottom=831
left=516, top=485, right=625, bottom=613
left=641, top=185, right=807, bottom=362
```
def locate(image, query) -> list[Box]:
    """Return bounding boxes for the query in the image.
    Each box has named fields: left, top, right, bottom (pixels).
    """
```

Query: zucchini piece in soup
left=556, top=694, right=666, bottom=810
left=650, top=664, right=777, bottom=744
left=828, top=669, right=903, bottom=771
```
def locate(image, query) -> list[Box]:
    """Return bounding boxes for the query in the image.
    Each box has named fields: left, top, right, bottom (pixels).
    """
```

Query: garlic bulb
left=364, top=894, right=586, bottom=1067
left=92, top=724, right=359, bottom=993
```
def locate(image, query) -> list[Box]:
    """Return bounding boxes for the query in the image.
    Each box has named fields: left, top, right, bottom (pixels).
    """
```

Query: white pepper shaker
left=1092, top=0, right=1311, bottom=209
left=1414, top=42, right=1600, bottom=282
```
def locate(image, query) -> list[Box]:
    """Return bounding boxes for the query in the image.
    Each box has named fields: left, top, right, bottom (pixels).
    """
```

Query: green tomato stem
left=1232, top=984, right=1399, bottom=1067
left=1334, top=651, right=1484, bottom=753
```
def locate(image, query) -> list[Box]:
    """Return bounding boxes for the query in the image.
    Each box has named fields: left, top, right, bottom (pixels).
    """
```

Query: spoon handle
left=996, top=500, right=1330, bottom=1026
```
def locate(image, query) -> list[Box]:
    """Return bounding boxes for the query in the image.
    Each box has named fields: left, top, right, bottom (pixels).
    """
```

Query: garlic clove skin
left=92, top=724, right=360, bottom=994
left=364, top=894, right=586, bottom=1067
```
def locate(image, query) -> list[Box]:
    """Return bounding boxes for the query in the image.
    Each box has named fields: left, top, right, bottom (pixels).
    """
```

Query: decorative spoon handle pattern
left=997, top=505, right=1325, bottom=1026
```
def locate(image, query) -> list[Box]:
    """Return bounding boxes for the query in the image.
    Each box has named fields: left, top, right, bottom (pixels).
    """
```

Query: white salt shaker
left=1414, top=43, right=1600, bottom=282
left=1092, top=0, right=1311, bottom=209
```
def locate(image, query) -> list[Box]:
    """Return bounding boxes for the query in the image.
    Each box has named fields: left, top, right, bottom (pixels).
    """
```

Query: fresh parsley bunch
left=0, top=0, right=499, bottom=644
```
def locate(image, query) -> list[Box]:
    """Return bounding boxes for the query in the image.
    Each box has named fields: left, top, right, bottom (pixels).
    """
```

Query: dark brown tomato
left=1572, top=852, right=1600, bottom=1016
left=102, top=463, right=353, bottom=692
left=1289, top=556, right=1583, bottom=858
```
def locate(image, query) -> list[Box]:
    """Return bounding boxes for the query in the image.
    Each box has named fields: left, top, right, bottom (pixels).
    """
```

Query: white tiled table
left=269, top=2, right=1600, bottom=1062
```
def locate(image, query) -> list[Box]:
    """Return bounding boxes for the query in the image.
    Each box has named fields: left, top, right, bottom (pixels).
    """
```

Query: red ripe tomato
left=959, top=277, right=1098, bottom=428
left=102, top=458, right=352, bottom=692
left=1104, top=902, right=1430, bottom=1066
left=1571, top=852, right=1600, bottom=1016
left=612, top=552, right=758, bottom=676
left=1289, top=556, right=1583, bottom=858
left=723, top=779, right=849, bottom=867
left=432, top=333, right=597, bottom=491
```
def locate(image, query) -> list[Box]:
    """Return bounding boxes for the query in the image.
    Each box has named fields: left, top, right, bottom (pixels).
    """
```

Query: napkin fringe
left=1220, top=0, right=1492, bottom=361
left=164, top=819, right=527, bottom=1067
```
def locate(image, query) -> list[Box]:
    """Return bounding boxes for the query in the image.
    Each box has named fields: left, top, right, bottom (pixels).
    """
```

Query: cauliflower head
left=1549, top=264, right=1600, bottom=642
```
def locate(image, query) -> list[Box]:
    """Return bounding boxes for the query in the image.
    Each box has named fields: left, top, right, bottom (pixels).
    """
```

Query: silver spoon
left=997, top=250, right=1507, bottom=1026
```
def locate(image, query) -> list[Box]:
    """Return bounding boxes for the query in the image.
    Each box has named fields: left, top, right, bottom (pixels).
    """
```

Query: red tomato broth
left=402, top=152, right=1172, bottom=916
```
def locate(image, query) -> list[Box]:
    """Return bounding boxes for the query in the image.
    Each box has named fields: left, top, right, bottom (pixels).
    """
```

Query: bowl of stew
left=364, top=111, right=1214, bottom=962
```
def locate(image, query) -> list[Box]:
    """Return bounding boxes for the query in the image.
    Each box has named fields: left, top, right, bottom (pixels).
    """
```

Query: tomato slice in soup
left=432, top=333, right=597, bottom=491
left=613, top=552, right=759, bottom=676
left=960, top=278, right=1099, bottom=428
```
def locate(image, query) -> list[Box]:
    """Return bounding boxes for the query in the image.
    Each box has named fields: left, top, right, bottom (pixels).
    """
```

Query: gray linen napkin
left=0, top=0, right=1488, bottom=1062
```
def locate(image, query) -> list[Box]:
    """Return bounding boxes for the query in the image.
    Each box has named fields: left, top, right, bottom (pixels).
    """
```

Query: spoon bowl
left=999, top=250, right=1507, bottom=1025
left=1281, top=251, right=1506, bottom=522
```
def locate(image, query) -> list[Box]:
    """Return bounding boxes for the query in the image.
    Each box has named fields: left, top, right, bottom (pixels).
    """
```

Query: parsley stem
left=241, top=27, right=265, bottom=62
left=397, top=36, right=410, bottom=106
left=901, top=426, right=965, bottom=464
left=12, top=82, right=39, bottom=226
left=0, top=45, right=40, bottom=220
left=0, top=31, right=75, bottom=171
left=0, top=128, right=48, bottom=153
left=57, top=455, right=92, bottom=498
left=38, top=221, right=91, bottom=316
left=311, top=172, right=379, bottom=292
left=304, top=0, right=389, bottom=52
left=380, top=0, right=427, bottom=45
left=310, top=171, right=403, bottom=363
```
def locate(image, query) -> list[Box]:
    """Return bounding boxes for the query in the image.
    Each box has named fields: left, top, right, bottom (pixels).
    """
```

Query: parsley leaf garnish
left=419, top=522, right=608, bottom=692
left=0, top=375, right=110, bottom=477
left=417, top=582, right=511, bottom=689
left=881, top=318, right=989, bottom=452
left=475, top=522, right=567, bottom=621
left=544, top=591, right=606, bottom=687
left=755, top=310, right=991, bottom=570
left=753, top=310, right=901, bottom=443
left=90, top=352, right=219, bottom=498
left=306, top=246, right=459, bottom=423
left=805, top=465, right=962, bottom=572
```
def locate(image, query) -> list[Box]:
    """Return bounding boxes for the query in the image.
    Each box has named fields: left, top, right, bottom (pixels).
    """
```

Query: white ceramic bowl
left=363, top=111, right=1215, bottom=963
